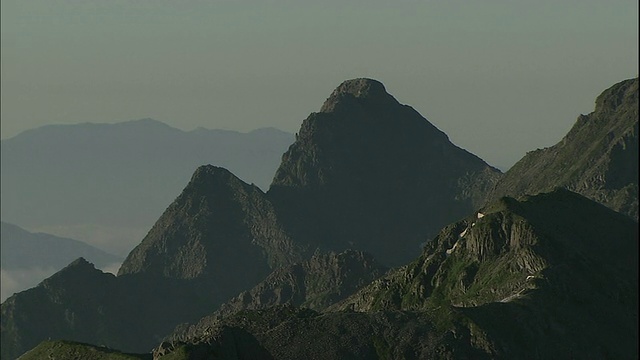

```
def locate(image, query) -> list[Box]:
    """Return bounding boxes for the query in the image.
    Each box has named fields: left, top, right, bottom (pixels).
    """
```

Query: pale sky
left=1, top=1, right=638, bottom=169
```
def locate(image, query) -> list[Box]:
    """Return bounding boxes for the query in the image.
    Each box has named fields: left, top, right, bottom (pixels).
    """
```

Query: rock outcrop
left=119, top=165, right=302, bottom=298
left=489, top=77, right=638, bottom=220
left=269, top=78, right=501, bottom=266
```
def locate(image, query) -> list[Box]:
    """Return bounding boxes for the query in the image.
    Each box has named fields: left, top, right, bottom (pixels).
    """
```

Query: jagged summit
left=320, top=78, right=398, bottom=113
left=488, top=77, right=638, bottom=219
left=117, top=162, right=301, bottom=295
left=48, top=257, right=97, bottom=276
left=332, top=78, right=386, bottom=98
left=188, top=164, right=256, bottom=192
left=595, top=77, right=638, bottom=112
left=269, top=78, right=501, bottom=266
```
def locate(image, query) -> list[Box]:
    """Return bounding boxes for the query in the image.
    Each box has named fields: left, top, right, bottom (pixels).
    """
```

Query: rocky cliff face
left=1, top=259, right=120, bottom=360
left=489, top=77, right=639, bottom=219
left=167, top=250, right=388, bottom=344
left=330, top=189, right=638, bottom=358
left=2, top=167, right=304, bottom=359
left=269, top=78, right=501, bottom=266
left=217, top=249, right=388, bottom=313
left=2, top=256, right=246, bottom=360
left=159, top=306, right=490, bottom=360
left=118, top=165, right=302, bottom=296
left=159, top=190, right=637, bottom=359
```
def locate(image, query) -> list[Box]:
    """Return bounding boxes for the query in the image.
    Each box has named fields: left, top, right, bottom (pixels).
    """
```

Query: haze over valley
left=1, top=1, right=637, bottom=359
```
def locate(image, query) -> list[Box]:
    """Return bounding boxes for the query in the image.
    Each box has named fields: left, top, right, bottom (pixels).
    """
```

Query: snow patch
left=446, top=241, right=460, bottom=255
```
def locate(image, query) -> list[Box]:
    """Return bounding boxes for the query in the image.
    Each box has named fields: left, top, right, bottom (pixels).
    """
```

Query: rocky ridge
left=161, top=189, right=637, bottom=359
left=167, top=250, right=388, bottom=344
left=489, top=77, right=639, bottom=219
left=118, top=165, right=302, bottom=294
left=268, top=78, right=502, bottom=266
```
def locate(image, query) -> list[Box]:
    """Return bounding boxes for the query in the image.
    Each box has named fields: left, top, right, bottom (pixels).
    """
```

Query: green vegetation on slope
left=17, top=340, right=150, bottom=360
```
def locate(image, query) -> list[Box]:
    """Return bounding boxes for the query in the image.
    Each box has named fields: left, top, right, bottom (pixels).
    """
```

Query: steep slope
left=118, top=165, right=302, bottom=299
left=1, top=258, right=222, bottom=359
left=1, top=259, right=121, bottom=360
left=161, top=307, right=489, bottom=360
left=2, top=165, right=302, bottom=359
left=217, top=250, right=387, bottom=313
left=268, top=78, right=501, bottom=266
left=0, top=119, right=293, bottom=255
left=489, top=77, right=638, bottom=219
left=332, top=189, right=638, bottom=358
left=162, top=189, right=637, bottom=359
left=171, top=250, right=387, bottom=342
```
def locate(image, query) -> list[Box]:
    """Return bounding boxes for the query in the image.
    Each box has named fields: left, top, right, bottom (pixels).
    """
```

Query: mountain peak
left=320, top=78, right=398, bottom=112
left=66, top=257, right=94, bottom=269
left=332, top=78, right=387, bottom=98
left=191, top=164, right=234, bottom=183
left=594, top=77, right=638, bottom=113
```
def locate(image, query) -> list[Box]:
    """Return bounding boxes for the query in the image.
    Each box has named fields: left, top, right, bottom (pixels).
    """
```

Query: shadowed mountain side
left=268, top=78, right=501, bottom=266
left=489, top=77, right=638, bottom=220
left=167, top=250, right=388, bottom=343
left=159, top=306, right=491, bottom=360
left=328, top=189, right=637, bottom=358
left=217, top=250, right=388, bottom=313
left=118, top=165, right=302, bottom=288
left=2, top=165, right=303, bottom=359
left=1, top=258, right=227, bottom=360
left=160, top=190, right=637, bottom=359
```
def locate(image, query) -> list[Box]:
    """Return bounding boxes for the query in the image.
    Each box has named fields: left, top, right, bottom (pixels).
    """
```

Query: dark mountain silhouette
left=1, top=257, right=232, bottom=360
left=214, top=250, right=388, bottom=314
left=489, top=77, right=638, bottom=219
left=170, top=249, right=388, bottom=343
left=0, top=119, right=293, bottom=255
left=268, top=78, right=501, bottom=266
left=162, top=189, right=638, bottom=359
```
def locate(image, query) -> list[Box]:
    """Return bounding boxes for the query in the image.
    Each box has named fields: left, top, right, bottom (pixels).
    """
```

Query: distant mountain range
left=1, top=77, right=637, bottom=360
left=0, top=120, right=294, bottom=255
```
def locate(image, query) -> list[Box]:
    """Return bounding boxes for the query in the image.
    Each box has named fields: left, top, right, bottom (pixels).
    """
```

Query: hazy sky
left=1, top=1, right=638, bottom=169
